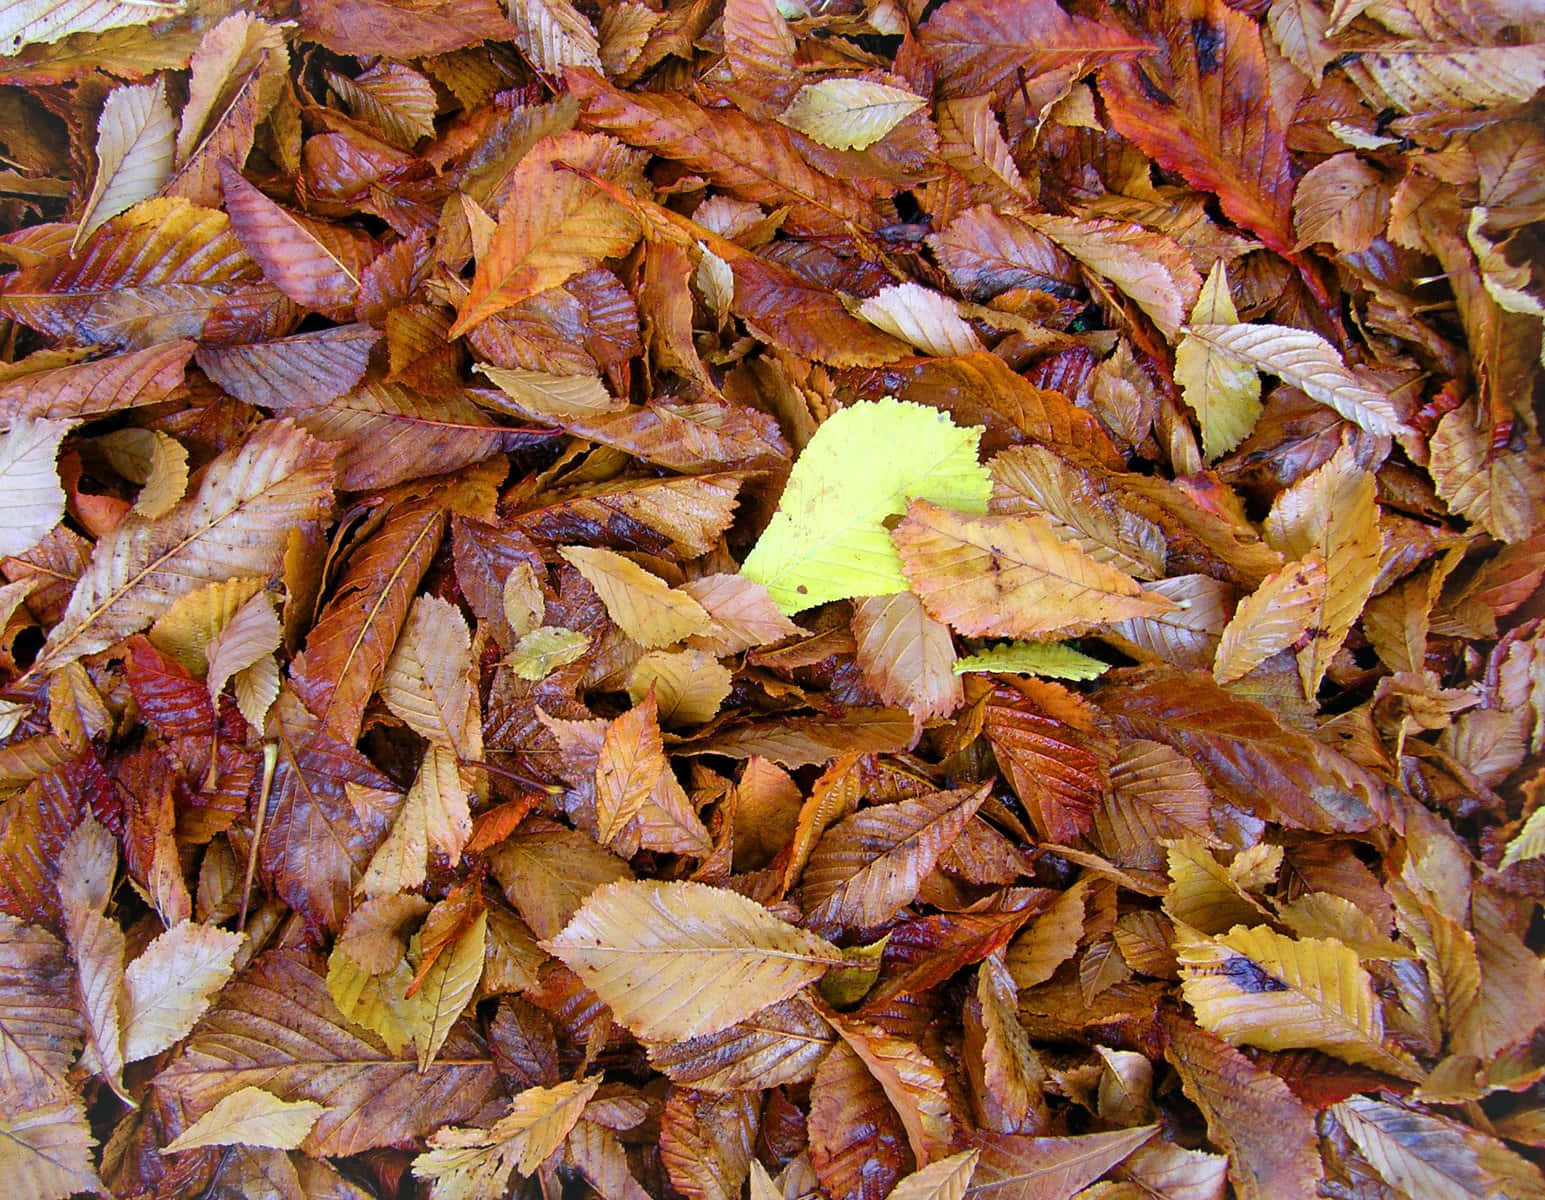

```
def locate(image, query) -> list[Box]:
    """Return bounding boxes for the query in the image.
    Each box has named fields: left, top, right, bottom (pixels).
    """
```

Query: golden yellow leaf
left=163, top=1086, right=325, bottom=1153
left=1263, top=445, right=1382, bottom=697
left=1173, top=261, right=1261, bottom=461
left=1211, top=553, right=1327, bottom=685
left=412, top=909, right=486, bottom=1071
left=325, top=949, right=416, bottom=1056
left=627, top=649, right=733, bottom=726
left=95, top=427, right=188, bottom=519
left=452, top=132, right=643, bottom=336
left=543, top=880, right=851, bottom=1041
left=893, top=500, right=1178, bottom=640
left=148, top=577, right=267, bottom=675
left=1163, top=836, right=1272, bottom=935
left=412, top=1078, right=600, bottom=1200
left=1175, top=922, right=1420, bottom=1078
left=558, top=545, right=710, bottom=648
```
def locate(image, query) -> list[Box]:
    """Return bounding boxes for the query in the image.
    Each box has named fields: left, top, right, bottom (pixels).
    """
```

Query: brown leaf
left=802, top=786, right=989, bottom=930
left=895, top=500, right=1177, bottom=641
left=1097, top=666, right=1390, bottom=832
left=153, top=947, right=501, bottom=1157
left=1099, top=0, right=1296, bottom=255
left=808, top=1039, right=912, bottom=1200
left=291, top=499, right=446, bottom=744
left=1163, top=1015, right=1322, bottom=1200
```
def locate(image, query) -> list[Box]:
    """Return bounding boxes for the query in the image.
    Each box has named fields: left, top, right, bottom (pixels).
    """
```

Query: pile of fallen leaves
left=0, top=0, right=1542, bottom=1196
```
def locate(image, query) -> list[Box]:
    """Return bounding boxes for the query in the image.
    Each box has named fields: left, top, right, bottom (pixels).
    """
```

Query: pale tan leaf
left=326, top=62, right=437, bottom=148
left=502, top=562, right=544, bottom=640
left=0, top=1097, right=100, bottom=1200
left=542, top=879, right=850, bottom=1041
left=680, top=574, right=802, bottom=656
left=121, top=920, right=242, bottom=1062
left=74, top=79, right=175, bottom=253
left=0, top=417, right=69, bottom=560
left=1348, top=44, right=1545, bottom=114
left=508, top=0, right=601, bottom=73
left=968, top=1125, right=1157, bottom=1200
left=989, top=446, right=1167, bottom=581
left=413, top=909, right=486, bottom=1072
left=1021, top=214, right=1201, bottom=339
left=177, top=13, right=286, bottom=161
left=413, top=1078, right=600, bottom=1200
left=1429, top=406, right=1545, bottom=545
left=40, top=421, right=335, bottom=670
left=57, top=819, right=124, bottom=1091
left=852, top=590, right=962, bottom=724
left=974, top=951, right=1046, bottom=1130
left=1184, top=323, right=1408, bottom=438
left=777, top=78, right=925, bottom=151
left=205, top=590, right=280, bottom=711
left=558, top=545, right=710, bottom=648
left=1173, top=262, right=1261, bottom=461
left=857, top=282, right=983, bottom=358
left=894, top=500, right=1177, bottom=640
left=1293, top=152, right=1389, bottom=253
left=95, top=427, right=188, bottom=518
left=627, top=649, right=733, bottom=726
left=0, top=0, right=183, bottom=53
left=1332, top=1094, right=1545, bottom=1200
left=1174, top=923, right=1420, bottom=1077
left=1262, top=444, right=1382, bottom=697
left=489, top=825, right=633, bottom=941
left=148, top=576, right=266, bottom=675
left=338, top=894, right=429, bottom=974
left=1211, top=553, right=1327, bottom=684
left=474, top=365, right=623, bottom=418
left=163, top=1086, right=325, bottom=1152
left=380, top=594, right=480, bottom=756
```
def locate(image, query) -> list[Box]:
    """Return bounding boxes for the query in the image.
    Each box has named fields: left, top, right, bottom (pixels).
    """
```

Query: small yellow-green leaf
left=953, top=641, right=1108, bottom=679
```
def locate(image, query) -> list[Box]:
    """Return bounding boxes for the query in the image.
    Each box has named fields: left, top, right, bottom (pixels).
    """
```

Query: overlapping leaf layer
left=0, top=1, right=1541, bottom=1199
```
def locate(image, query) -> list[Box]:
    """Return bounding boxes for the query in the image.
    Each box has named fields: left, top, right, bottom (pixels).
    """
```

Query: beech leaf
left=163, top=1086, right=326, bottom=1152
left=741, top=397, right=991, bottom=614
left=542, top=880, right=852, bottom=1041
